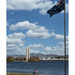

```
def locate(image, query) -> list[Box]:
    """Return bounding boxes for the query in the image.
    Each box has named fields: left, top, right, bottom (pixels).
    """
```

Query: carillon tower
left=26, top=47, right=30, bottom=62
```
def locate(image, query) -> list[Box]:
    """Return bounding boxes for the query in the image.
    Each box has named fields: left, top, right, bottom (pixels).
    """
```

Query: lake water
left=7, top=60, right=68, bottom=75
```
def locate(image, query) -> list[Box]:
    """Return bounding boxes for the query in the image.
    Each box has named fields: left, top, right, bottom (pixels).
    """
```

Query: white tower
left=26, top=47, right=30, bottom=62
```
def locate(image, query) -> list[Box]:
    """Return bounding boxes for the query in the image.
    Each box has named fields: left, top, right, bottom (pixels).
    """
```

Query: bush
left=15, top=57, right=24, bottom=61
left=28, top=56, right=39, bottom=62
left=7, top=56, right=14, bottom=62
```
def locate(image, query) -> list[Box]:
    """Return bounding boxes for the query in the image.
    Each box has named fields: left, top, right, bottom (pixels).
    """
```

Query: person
left=33, top=71, right=38, bottom=75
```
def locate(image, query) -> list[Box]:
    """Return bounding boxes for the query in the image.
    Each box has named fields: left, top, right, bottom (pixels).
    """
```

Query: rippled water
left=7, top=60, right=68, bottom=75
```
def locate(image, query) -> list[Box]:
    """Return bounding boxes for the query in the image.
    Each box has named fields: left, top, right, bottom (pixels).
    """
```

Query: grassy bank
left=7, top=73, right=32, bottom=75
left=7, top=73, right=47, bottom=75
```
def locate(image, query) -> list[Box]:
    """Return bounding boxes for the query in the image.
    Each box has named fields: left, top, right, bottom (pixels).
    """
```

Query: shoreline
left=7, top=72, right=47, bottom=75
left=40, top=59, right=68, bottom=61
left=8, top=59, right=68, bottom=62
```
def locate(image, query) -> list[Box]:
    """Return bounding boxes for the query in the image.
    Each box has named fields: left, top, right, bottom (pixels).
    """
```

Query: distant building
left=26, top=47, right=30, bottom=62
left=39, top=57, right=52, bottom=60
left=42, top=57, right=46, bottom=60
left=52, top=57, right=55, bottom=59
left=47, top=57, right=51, bottom=60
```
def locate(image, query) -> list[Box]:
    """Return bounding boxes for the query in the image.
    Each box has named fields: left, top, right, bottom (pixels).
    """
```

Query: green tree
left=7, top=56, right=14, bottom=62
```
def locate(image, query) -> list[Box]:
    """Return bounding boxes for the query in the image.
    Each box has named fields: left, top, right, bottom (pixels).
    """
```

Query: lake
left=7, top=60, right=68, bottom=75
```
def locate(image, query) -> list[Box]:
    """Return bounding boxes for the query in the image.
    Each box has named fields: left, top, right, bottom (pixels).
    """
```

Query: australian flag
left=47, top=0, right=65, bottom=17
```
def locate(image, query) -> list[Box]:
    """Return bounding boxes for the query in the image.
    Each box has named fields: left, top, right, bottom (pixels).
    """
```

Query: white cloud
left=9, top=21, right=48, bottom=32
left=7, top=44, right=19, bottom=50
left=19, top=44, right=24, bottom=47
left=7, top=43, right=24, bottom=52
left=61, top=4, right=69, bottom=13
left=9, top=21, right=68, bottom=39
left=30, top=49, right=40, bottom=53
left=7, top=32, right=26, bottom=55
left=55, top=34, right=64, bottom=39
left=50, top=32, right=66, bottom=40
left=7, top=0, right=53, bottom=10
left=9, top=21, right=51, bottom=39
left=8, top=32, right=25, bottom=39
left=51, top=32, right=56, bottom=36
left=58, top=41, right=68, bottom=45
left=30, top=44, right=44, bottom=48
left=53, top=46, right=64, bottom=51
left=26, top=30, right=51, bottom=39
left=58, top=42, right=64, bottom=45
left=7, top=37, right=24, bottom=44
left=7, top=0, right=55, bottom=15
left=7, top=0, right=68, bottom=15
left=54, top=34, right=69, bottom=40
left=45, top=47, right=52, bottom=51
left=7, top=43, right=25, bottom=55
left=7, top=32, right=25, bottom=44
left=58, top=40, right=69, bottom=47
left=9, top=21, right=38, bottom=30
left=39, top=9, right=47, bottom=15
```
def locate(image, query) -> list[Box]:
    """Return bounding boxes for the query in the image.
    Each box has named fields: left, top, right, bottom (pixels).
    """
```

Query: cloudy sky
left=7, top=0, right=68, bottom=55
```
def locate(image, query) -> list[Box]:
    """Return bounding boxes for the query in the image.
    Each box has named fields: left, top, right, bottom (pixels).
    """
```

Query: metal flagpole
left=64, top=0, right=66, bottom=75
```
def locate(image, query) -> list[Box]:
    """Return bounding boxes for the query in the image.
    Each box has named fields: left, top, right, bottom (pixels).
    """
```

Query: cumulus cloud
left=7, top=32, right=25, bottom=44
left=30, top=49, right=40, bottom=53
left=7, top=44, right=20, bottom=50
left=58, top=42, right=64, bottom=45
left=26, top=30, right=51, bottom=39
left=50, top=32, right=64, bottom=40
left=9, top=21, right=48, bottom=32
left=53, top=46, right=64, bottom=51
left=45, top=47, right=52, bottom=51
left=19, top=44, right=24, bottom=47
left=51, top=32, right=68, bottom=40
left=7, top=0, right=55, bottom=15
left=55, top=34, right=64, bottom=39
left=7, top=43, right=26, bottom=55
left=7, top=0, right=54, bottom=10
left=7, top=0, right=68, bottom=15
left=8, top=32, right=25, bottom=39
left=55, top=34, right=69, bottom=40
left=9, top=21, right=68, bottom=39
left=7, top=37, right=24, bottom=44
left=7, top=32, right=26, bottom=55
left=30, top=44, right=44, bottom=48
left=58, top=41, right=69, bottom=45
left=58, top=40, right=69, bottom=48
left=9, top=21, right=37, bottom=30
left=9, top=21, right=51, bottom=39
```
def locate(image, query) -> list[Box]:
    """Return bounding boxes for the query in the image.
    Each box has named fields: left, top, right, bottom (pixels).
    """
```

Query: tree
left=7, top=56, right=14, bottom=62
left=28, top=56, right=39, bottom=62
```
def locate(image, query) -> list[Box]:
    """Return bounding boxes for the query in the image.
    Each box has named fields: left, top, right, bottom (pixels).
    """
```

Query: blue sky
left=7, top=0, right=68, bottom=55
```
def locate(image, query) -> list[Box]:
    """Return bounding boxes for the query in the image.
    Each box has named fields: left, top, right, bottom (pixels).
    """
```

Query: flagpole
left=64, top=0, right=66, bottom=75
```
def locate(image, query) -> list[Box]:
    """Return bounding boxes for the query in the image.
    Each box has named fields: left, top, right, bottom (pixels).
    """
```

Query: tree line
left=7, top=56, right=39, bottom=62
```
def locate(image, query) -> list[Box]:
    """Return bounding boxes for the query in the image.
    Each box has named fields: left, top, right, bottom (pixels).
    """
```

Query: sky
left=7, top=0, right=68, bottom=55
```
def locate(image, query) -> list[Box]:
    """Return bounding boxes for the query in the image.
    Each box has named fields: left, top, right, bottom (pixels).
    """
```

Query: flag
left=47, top=0, right=65, bottom=17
